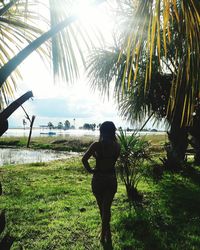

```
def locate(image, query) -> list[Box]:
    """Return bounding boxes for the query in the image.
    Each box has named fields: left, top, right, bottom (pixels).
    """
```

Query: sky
left=8, top=2, right=132, bottom=129
left=8, top=52, right=129, bottom=129
left=7, top=1, right=163, bottom=130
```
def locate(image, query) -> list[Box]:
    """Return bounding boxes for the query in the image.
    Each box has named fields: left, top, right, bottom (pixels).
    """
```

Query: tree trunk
left=0, top=91, right=33, bottom=137
left=27, top=115, right=36, bottom=148
left=166, top=122, right=188, bottom=170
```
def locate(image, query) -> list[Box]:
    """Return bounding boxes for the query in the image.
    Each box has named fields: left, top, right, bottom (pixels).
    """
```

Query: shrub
left=117, top=129, right=151, bottom=205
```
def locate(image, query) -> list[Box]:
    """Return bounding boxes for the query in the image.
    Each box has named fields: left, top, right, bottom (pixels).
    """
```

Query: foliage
left=57, top=122, right=63, bottom=129
left=0, top=0, right=49, bottom=107
left=86, top=0, right=200, bottom=166
left=82, top=123, right=96, bottom=130
left=0, top=0, right=105, bottom=107
left=0, top=135, right=94, bottom=152
left=64, top=120, right=70, bottom=130
left=119, top=0, right=200, bottom=126
left=87, top=0, right=200, bottom=127
left=117, top=129, right=151, bottom=204
left=47, top=122, right=54, bottom=130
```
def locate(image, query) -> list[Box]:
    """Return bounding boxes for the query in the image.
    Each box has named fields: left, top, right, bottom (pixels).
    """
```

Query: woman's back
left=93, top=141, right=120, bottom=173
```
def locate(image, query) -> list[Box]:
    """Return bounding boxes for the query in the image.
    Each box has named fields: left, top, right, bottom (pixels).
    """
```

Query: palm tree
left=0, top=0, right=49, bottom=108
left=64, top=120, right=70, bottom=130
left=119, top=0, right=200, bottom=127
left=0, top=0, right=106, bottom=108
left=87, top=0, right=200, bottom=166
left=48, top=122, right=54, bottom=130
left=88, top=0, right=200, bottom=126
left=57, top=121, right=63, bottom=129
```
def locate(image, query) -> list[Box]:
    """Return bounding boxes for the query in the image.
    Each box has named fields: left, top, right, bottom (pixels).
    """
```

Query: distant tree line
left=47, top=121, right=101, bottom=131
left=46, top=121, right=160, bottom=132
left=47, top=120, right=74, bottom=130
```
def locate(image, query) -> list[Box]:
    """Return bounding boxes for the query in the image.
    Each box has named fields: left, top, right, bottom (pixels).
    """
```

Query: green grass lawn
left=0, top=135, right=95, bottom=152
left=0, top=157, right=200, bottom=249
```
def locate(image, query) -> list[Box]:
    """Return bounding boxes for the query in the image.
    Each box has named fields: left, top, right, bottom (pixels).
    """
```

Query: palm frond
left=49, top=0, right=106, bottom=83
left=87, top=47, right=125, bottom=98
left=0, top=0, right=50, bottom=107
left=120, top=0, right=200, bottom=126
left=0, top=0, right=106, bottom=108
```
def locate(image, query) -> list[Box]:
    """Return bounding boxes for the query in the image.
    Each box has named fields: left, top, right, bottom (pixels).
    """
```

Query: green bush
left=117, top=129, right=151, bottom=205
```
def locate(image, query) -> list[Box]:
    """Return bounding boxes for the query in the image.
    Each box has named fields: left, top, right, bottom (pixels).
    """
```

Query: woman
left=82, top=121, right=120, bottom=243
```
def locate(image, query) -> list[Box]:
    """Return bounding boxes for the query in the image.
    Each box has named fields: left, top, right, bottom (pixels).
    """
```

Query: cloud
left=8, top=94, right=126, bottom=128
left=31, top=97, right=108, bottom=118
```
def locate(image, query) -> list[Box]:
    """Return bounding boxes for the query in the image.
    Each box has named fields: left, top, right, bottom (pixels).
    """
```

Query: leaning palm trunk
left=0, top=91, right=33, bottom=136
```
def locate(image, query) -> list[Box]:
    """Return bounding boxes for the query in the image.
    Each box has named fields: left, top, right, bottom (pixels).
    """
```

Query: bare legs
left=95, top=192, right=115, bottom=242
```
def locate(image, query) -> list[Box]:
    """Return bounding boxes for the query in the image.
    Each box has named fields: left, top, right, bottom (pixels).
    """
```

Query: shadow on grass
left=180, top=165, right=200, bottom=185
left=115, top=173, right=200, bottom=250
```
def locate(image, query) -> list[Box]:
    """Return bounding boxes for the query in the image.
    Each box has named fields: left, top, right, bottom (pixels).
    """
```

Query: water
left=2, top=128, right=100, bottom=137
left=3, top=128, right=165, bottom=138
left=0, top=148, right=79, bottom=166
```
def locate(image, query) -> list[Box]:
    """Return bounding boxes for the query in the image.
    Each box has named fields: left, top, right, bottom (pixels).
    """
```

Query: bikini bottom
left=91, top=173, right=117, bottom=196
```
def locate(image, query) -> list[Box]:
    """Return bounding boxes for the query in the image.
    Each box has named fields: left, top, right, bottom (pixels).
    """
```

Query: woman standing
left=82, top=121, right=120, bottom=243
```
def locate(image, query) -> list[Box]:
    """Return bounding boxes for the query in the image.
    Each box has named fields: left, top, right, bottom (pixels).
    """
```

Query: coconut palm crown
left=87, top=0, right=200, bottom=127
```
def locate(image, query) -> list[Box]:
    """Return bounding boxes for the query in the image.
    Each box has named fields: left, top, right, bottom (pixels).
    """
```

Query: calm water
left=0, top=148, right=79, bottom=166
left=2, top=128, right=100, bottom=137
left=3, top=128, right=165, bottom=138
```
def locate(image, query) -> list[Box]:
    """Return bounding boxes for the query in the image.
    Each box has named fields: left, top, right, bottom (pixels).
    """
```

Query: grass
left=0, top=135, right=95, bottom=152
left=0, top=133, right=167, bottom=154
left=0, top=157, right=200, bottom=249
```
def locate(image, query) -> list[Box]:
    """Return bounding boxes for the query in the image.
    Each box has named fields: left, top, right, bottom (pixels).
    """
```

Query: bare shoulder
left=87, top=141, right=99, bottom=152
left=82, top=141, right=98, bottom=160
left=90, top=141, right=99, bottom=148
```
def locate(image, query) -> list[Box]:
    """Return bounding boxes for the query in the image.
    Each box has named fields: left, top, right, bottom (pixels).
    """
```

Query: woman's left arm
left=82, top=142, right=97, bottom=174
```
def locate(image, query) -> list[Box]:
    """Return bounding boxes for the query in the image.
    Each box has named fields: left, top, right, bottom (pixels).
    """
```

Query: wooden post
left=27, top=115, right=36, bottom=148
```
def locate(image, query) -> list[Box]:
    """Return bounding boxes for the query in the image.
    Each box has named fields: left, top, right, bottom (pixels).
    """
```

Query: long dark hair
left=99, top=121, right=117, bottom=142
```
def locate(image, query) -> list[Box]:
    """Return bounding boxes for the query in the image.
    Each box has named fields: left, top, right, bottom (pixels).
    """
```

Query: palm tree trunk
left=167, top=122, right=188, bottom=164
left=0, top=91, right=33, bottom=136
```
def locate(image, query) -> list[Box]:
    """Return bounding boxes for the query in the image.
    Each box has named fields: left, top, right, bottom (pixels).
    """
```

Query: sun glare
left=73, top=0, right=93, bottom=18
left=72, top=0, right=112, bottom=29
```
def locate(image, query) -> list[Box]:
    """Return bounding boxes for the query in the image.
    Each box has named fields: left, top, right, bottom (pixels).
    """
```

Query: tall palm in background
left=87, top=0, right=200, bottom=166
left=119, top=0, right=200, bottom=127
left=89, top=0, right=200, bottom=125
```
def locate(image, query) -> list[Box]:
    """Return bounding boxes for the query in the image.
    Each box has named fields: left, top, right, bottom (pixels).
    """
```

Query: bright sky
left=8, top=1, right=132, bottom=129
left=7, top=0, right=163, bottom=130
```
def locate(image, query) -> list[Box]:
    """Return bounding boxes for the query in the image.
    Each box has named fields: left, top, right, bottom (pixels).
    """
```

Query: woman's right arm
left=82, top=142, right=97, bottom=174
